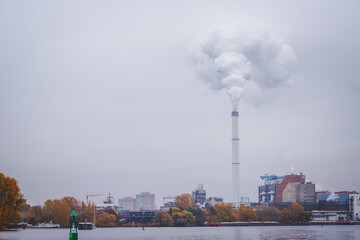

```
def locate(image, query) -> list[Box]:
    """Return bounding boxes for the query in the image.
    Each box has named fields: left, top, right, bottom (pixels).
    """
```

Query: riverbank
left=219, top=221, right=360, bottom=226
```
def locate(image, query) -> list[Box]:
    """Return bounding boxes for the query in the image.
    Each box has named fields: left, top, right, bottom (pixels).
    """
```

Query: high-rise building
left=118, top=196, right=135, bottom=211
left=192, top=183, right=207, bottom=206
left=135, top=192, right=155, bottom=210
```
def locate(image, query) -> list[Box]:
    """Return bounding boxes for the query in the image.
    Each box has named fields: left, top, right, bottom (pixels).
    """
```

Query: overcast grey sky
left=1, top=0, right=359, bottom=207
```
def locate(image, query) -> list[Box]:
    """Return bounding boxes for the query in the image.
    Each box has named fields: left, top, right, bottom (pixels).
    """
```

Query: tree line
left=25, top=197, right=97, bottom=227
left=0, top=173, right=311, bottom=230
left=156, top=193, right=310, bottom=226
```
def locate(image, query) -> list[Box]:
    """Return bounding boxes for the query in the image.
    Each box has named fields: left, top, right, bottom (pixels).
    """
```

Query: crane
left=85, top=193, right=103, bottom=226
left=260, top=174, right=278, bottom=186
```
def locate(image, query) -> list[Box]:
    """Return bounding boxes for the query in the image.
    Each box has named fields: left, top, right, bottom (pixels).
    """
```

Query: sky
left=0, top=0, right=359, bottom=208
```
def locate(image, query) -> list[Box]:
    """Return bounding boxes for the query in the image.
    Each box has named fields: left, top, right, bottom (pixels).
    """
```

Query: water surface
left=1, top=225, right=360, bottom=240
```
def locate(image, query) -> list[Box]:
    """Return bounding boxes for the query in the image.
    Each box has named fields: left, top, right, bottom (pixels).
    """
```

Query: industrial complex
left=93, top=174, right=360, bottom=224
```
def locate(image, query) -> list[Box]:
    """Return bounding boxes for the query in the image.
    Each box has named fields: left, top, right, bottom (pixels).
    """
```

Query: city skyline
left=1, top=0, right=359, bottom=209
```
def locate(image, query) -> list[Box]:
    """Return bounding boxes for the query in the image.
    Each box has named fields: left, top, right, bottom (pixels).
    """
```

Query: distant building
left=120, top=210, right=158, bottom=224
left=192, top=183, right=207, bottom=206
left=259, top=173, right=316, bottom=203
left=135, top=192, right=155, bottom=210
left=160, top=201, right=174, bottom=212
left=350, top=193, right=360, bottom=221
left=118, top=197, right=135, bottom=211
left=298, top=182, right=316, bottom=202
left=96, top=203, right=116, bottom=213
left=205, top=197, right=224, bottom=208
left=316, top=191, right=354, bottom=203
left=311, top=210, right=351, bottom=222
left=97, top=193, right=117, bottom=213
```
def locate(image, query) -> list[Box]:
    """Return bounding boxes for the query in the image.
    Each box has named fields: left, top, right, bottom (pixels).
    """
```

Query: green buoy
left=69, top=209, right=78, bottom=240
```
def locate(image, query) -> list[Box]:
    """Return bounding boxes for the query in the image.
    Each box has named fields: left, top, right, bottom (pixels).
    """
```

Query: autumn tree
left=288, top=202, right=309, bottom=223
left=42, top=198, right=72, bottom=227
left=203, top=208, right=217, bottom=223
left=181, top=210, right=196, bottom=226
left=171, top=207, right=180, bottom=214
left=155, top=211, right=174, bottom=227
left=62, top=197, right=79, bottom=213
left=263, top=207, right=280, bottom=222
left=172, top=210, right=196, bottom=227
left=236, top=205, right=258, bottom=222
left=186, top=207, right=207, bottom=226
left=213, top=203, right=238, bottom=222
left=279, top=208, right=292, bottom=224
left=174, top=193, right=194, bottom=209
left=42, top=199, right=55, bottom=223
left=97, top=212, right=117, bottom=227
left=26, top=206, right=43, bottom=225
left=0, top=173, right=24, bottom=230
left=172, top=211, right=184, bottom=226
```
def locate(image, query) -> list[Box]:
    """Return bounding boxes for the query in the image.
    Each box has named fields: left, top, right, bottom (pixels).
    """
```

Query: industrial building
left=96, top=193, right=117, bottom=212
left=258, top=174, right=360, bottom=222
left=350, top=193, right=360, bottom=221
left=259, top=173, right=315, bottom=203
left=205, top=197, right=224, bottom=208
left=192, top=183, right=207, bottom=206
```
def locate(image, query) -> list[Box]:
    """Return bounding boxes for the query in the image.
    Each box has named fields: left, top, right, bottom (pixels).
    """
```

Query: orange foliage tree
left=288, top=202, right=309, bottom=223
left=213, top=203, right=238, bottom=222
left=79, top=202, right=96, bottom=223
left=42, top=198, right=72, bottom=227
left=96, top=212, right=116, bottom=227
left=26, top=206, right=43, bottom=225
left=279, top=208, right=292, bottom=223
left=172, top=210, right=196, bottom=226
left=236, top=205, right=258, bottom=222
left=0, top=173, right=24, bottom=230
left=203, top=208, right=217, bottom=223
left=155, top=211, right=174, bottom=226
left=259, top=206, right=280, bottom=222
left=174, top=193, right=195, bottom=209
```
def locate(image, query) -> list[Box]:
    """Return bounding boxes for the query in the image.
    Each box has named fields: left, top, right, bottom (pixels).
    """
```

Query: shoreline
left=4, top=222, right=360, bottom=230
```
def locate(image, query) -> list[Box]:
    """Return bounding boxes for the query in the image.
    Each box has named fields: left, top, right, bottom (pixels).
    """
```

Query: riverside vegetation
left=0, top=173, right=310, bottom=229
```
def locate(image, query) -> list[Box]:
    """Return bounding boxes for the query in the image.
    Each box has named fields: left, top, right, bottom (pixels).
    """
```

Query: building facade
left=192, top=183, right=207, bottom=206
left=350, top=193, right=360, bottom=221
left=259, top=173, right=314, bottom=203
left=135, top=192, right=155, bottom=210
left=118, top=196, right=135, bottom=211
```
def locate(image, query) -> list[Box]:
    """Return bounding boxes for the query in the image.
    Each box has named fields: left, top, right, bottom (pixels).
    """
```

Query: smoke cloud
left=195, top=28, right=297, bottom=108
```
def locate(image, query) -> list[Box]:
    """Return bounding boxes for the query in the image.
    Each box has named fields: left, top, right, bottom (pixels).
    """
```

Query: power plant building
left=259, top=173, right=316, bottom=203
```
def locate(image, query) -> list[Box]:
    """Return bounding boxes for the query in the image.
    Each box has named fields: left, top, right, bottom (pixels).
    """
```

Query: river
left=1, top=225, right=360, bottom=240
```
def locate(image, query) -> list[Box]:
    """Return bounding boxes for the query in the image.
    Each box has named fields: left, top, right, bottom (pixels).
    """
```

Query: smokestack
left=231, top=108, right=240, bottom=204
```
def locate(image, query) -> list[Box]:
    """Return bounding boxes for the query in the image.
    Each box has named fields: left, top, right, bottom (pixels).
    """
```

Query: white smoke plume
left=290, top=164, right=296, bottom=174
left=195, top=28, right=297, bottom=109
left=326, top=190, right=339, bottom=202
